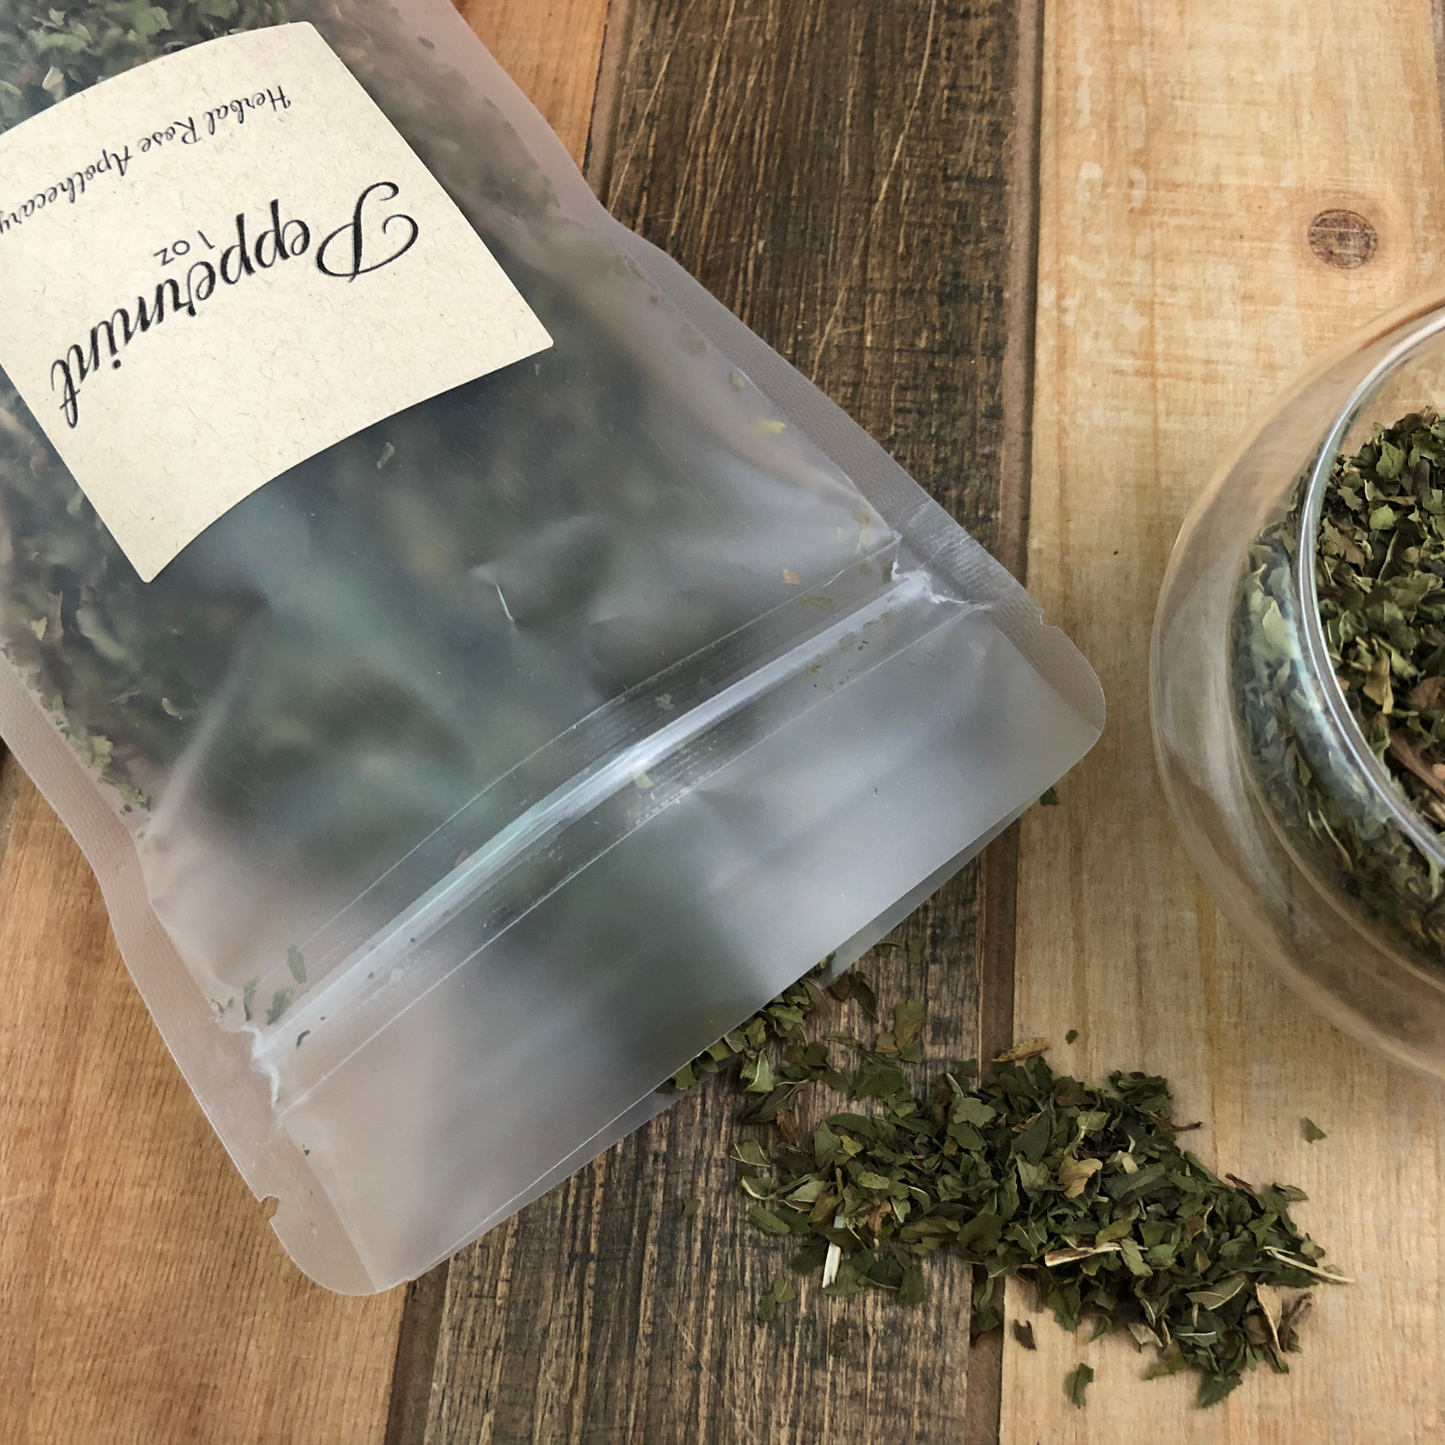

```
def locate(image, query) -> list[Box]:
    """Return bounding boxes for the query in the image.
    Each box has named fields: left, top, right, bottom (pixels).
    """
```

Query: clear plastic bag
left=0, top=0, right=1103, bottom=1291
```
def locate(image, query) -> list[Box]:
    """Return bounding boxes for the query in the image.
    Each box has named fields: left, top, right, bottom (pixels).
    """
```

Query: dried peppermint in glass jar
left=1233, top=412, right=1445, bottom=975
left=1156, top=295, right=1445, bottom=1079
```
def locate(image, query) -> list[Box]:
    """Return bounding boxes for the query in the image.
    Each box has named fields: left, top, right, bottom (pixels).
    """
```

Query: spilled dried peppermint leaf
left=685, top=962, right=1349, bottom=1410
left=1065, top=1362, right=1094, bottom=1408
left=756, top=1275, right=797, bottom=1323
left=993, top=1036, right=1049, bottom=1063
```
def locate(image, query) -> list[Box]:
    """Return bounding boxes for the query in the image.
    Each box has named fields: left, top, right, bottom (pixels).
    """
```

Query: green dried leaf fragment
left=1279, top=1290, right=1315, bottom=1351
left=949, top=1086, right=996, bottom=1128
left=1188, top=1276, right=1248, bottom=1310
left=747, top=1205, right=794, bottom=1237
left=1095, top=1217, right=1134, bottom=1244
left=956, top=1211, right=1003, bottom=1256
left=900, top=1260, right=925, bottom=1305
left=851, top=1058, right=906, bottom=1100
left=741, top=1053, right=775, bottom=1094
left=851, top=975, right=878, bottom=1021
left=1015, top=1156, right=1049, bottom=1194
left=133, top=5, right=172, bottom=38
left=891, top=997, right=925, bottom=1053
left=1013, top=1110, right=1051, bottom=1164
left=730, top=1140, right=771, bottom=1169
left=1144, top=1341, right=1189, bottom=1379
left=994, top=1036, right=1049, bottom=1063
left=1059, top=1155, right=1102, bottom=1198
left=1197, top=1372, right=1243, bottom=1409
left=756, top=1275, right=797, bottom=1323
left=1064, top=1362, right=1094, bottom=1408
left=1118, top=1237, right=1151, bottom=1278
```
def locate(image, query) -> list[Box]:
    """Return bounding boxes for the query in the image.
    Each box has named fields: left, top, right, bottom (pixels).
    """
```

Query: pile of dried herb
left=680, top=966, right=1345, bottom=1410
left=1235, top=411, right=1445, bottom=973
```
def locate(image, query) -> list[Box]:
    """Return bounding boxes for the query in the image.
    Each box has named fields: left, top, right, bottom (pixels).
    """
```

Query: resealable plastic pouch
left=0, top=0, right=1103, bottom=1291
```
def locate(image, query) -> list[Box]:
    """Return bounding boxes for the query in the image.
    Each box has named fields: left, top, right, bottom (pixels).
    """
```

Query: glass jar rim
left=1297, top=302, right=1445, bottom=872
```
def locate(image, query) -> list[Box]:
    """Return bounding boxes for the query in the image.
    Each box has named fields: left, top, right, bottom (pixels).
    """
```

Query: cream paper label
left=0, top=23, right=552, bottom=581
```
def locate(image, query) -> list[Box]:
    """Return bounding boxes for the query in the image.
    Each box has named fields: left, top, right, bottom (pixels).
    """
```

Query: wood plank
left=1009, top=0, right=1445, bottom=1441
left=418, top=2, right=1036, bottom=1441
left=0, top=10, right=611, bottom=1444
left=457, top=0, right=612, bottom=167
left=0, top=764, right=402, bottom=1445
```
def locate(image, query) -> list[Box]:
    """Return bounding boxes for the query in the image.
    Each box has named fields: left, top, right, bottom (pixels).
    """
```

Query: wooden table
left=4, top=1, right=1445, bottom=1442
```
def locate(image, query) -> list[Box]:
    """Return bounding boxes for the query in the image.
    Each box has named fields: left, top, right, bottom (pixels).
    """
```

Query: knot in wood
left=1308, top=209, right=1378, bottom=269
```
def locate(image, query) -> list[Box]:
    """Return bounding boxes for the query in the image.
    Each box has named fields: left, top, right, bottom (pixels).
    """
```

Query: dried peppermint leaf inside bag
left=0, top=0, right=890, bottom=1003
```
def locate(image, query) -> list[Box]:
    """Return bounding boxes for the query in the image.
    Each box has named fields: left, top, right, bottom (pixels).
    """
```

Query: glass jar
left=1153, top=291, right=1445, bottom=1078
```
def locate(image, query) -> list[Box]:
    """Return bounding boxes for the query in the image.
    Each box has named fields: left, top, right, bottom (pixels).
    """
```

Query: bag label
left=0, top=24, right=552, bottom=581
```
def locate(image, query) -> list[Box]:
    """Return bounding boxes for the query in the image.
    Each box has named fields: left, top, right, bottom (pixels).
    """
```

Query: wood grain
left=0, top=10, right=612, bottom=1445
left=0, top=762, right=402, bottom=1445
left=457, top=0, right=612, bottom=167
left=1010, top=0, right=1445, bottom=1441
left=416, top=2, right=1036, bottom=1442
